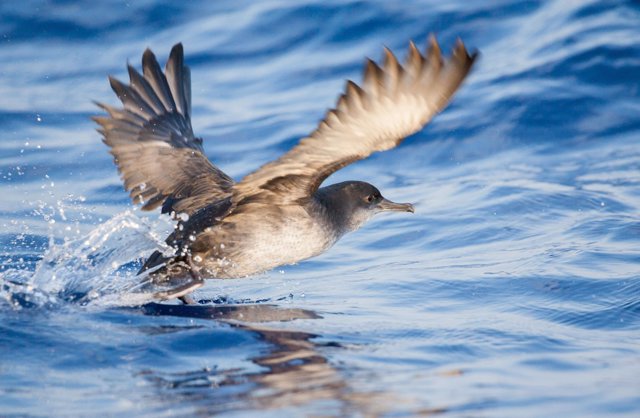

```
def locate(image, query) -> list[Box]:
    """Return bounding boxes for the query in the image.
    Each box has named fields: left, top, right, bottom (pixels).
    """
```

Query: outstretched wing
left=94, top=43, right=233, bottom=215
left=235, top=36, right=477, bottom=205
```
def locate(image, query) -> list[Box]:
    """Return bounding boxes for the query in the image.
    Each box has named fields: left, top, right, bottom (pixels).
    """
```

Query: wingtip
left=451, top=38, right=479, bottom=69
left=469, top=48, right=480, bottom=62
left=169, top=43, right=184, bottom=65
left=427, top=33, right=441, bottom=56
left=108, top=76, right=133, bottom=102
left=454, top=37, right=469, bottom=54
left=363, top=58, right=383, bottom=85
left=108, top=75, right=122, bottom=91
left=405, top=39, right=423, bottom=70
left=345, top=79, right=364, bottom=95
left=142, top=47, right=158, bottom=69
left=382, top=46, right=399, bottom=68
left=126, top=63, right=144, bottom=85
left=407, top=39, right=418, bottom=55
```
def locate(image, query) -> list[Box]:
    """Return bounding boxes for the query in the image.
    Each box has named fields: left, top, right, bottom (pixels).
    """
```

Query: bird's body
left=141, top=181, right=408, bottom=283
left=163, top=197, right=340, bottom=279
left=95, top=36, right=476, bottom=300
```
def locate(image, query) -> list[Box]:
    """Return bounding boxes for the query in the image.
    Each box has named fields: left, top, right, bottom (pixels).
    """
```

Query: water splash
left=1, top=211, right=176, bottom=309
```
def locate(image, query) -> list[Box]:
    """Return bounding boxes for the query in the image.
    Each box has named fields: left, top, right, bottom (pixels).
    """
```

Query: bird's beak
left=377, top=198, right=415, bottom=213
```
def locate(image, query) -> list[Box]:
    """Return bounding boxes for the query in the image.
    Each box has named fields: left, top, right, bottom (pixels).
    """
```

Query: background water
left=1, top=0, right=639, bottom=416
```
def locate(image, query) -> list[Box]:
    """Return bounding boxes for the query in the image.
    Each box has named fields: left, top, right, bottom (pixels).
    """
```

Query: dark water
left=1, top=0, right=639, bottom=416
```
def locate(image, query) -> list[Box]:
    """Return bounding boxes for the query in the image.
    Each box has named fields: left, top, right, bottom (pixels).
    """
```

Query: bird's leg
left=178, top=256, right=204, bottom=305
left=153, top=279, right=202, bottom=302
left=152, top=257, right=204, bottom=303
left=178, top=294, right=197, bottom=305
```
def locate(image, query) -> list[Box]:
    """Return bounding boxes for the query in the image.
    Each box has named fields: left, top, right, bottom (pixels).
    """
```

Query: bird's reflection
left=134, top=301, right=402, bottom=416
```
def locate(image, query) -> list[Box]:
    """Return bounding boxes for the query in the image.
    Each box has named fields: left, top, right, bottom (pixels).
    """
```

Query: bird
left=94, top=35, right=477, bottom=302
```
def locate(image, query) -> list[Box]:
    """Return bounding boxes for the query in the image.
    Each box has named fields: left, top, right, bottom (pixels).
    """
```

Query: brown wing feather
left=94, top=43, right=233, bottom=215
left=235, top=36, right=477, bottom=204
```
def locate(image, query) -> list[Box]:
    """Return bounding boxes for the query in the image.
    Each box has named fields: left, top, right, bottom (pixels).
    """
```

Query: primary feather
left=94, top=43, right=233, bottom=215
left=234, top=36, right=476, bottom=205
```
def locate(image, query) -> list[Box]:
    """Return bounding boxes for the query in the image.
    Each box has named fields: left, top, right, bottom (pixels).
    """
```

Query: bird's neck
left=311, top=190, right=356, bottom=237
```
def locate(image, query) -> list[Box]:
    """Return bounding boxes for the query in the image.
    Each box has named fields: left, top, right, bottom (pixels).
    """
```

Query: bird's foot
left=152, top=278, right=203, bottom=301
left=178, top=294, right=197, bottom=305
left=151, top=257, right=204, bottom=303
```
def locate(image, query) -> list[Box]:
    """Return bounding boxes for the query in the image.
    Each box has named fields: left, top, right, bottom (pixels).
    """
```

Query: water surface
left=1, top=0, right=639, bottom=416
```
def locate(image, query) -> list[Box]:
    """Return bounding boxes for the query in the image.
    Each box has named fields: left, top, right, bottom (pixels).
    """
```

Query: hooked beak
left=377, top=197, right=415, bottom=213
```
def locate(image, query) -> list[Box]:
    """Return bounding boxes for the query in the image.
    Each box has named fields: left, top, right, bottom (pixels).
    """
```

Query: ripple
left=1, top=0, right=639, bottom=416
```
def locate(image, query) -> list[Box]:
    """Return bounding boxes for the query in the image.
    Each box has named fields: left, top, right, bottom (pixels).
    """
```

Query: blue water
left=1, top=0, right=639, bottom=416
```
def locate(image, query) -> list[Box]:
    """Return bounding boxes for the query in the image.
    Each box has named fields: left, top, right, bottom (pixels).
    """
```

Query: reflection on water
left=137, top=302, right=432, bottom=416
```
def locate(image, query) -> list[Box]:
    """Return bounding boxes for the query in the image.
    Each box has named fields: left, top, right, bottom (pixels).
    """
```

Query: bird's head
left=316, top=181, right=414, bottom=233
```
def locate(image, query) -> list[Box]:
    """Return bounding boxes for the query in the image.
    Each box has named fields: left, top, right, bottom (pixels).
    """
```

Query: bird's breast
left=193, top=204, right=339, bottom=278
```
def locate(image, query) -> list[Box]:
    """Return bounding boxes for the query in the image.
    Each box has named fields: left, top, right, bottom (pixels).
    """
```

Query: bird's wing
left=234, top=37, right=476, bottom=205
left=94, top=43, right=233, bottom=215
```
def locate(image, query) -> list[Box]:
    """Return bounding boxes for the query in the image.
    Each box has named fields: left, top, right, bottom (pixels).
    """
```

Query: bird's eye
left=367, top=195, right=375, bottom=203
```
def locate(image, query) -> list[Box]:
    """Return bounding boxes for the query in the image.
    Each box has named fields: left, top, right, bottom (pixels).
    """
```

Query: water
left=1, top=0, right=639, bottom=416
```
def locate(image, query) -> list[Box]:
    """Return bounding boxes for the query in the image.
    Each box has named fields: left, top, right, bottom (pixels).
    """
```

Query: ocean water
left=1, top=0, right=639, bottom=416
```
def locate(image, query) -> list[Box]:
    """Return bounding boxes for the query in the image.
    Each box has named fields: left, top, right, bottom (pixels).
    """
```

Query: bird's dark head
left=316, top=181, right=414, bottom=233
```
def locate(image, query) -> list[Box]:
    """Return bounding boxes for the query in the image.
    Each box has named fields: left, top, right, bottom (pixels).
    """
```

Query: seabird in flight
left=94, top=36, right=477, bottom=301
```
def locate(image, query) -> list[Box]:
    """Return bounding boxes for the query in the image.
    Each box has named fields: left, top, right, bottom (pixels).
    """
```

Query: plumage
left=234, top=35, right=476, bottom=205
left=95, top=37, right=477, bottom=301
left=94, top=43, right=233, bottom=214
